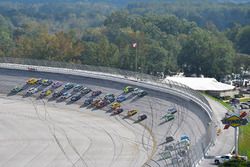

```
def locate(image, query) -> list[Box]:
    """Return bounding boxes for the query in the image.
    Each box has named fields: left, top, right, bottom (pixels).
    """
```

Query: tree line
left=0, top=1, right=250, bottom=80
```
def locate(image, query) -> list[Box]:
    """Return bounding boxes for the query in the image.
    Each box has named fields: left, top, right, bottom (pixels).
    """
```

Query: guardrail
left=0, top=57, right=216, bottom=167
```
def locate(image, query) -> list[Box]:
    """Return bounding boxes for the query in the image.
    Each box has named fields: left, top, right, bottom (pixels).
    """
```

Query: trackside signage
left=222, top=112, right=249, bottom=129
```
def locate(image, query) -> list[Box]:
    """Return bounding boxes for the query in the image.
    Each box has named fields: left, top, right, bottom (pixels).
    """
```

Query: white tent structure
left=165, top=77, right=234, bottom=91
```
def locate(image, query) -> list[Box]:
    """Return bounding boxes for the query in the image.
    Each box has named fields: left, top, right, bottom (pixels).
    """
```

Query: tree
left=236, top=26, right=250, bottom=54
left=178, top=28, right=235, bottom=79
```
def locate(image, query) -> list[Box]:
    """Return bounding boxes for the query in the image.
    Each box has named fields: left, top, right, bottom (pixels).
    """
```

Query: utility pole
left=235, top=127, right=239, bottom=155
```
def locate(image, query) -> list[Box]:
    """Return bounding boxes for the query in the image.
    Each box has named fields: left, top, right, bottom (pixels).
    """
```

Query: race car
left=52, top=81, right=63, bottom=89
left=40, top=89, right=52, bottom=97
left=167, top=107, right=177, bottom=114
left=137, top=90, right=148, bottom=97
left=132, top=88, right=141, bottom=95
left=81, top=87, right=92, bottom=95
left=84, top=97, right=94, bottom=106
left=91, top=99, right=101, bottom=107
left=161, top=113, right=175, bottom=122
left=111, top=102, right=121, bottom=110
left=26, top=78, right=38, bottom=85
left=41, top=79, right=53, bottom=86
left=96, top=100, right=108, bottom=108
left=104, top=94, right=115, bottom=103
left=26, top=87, right=39, bottom=95
left=180, top=135, right=190, bottom=142
left=11, top=86, right=23, bottom=93
left=137, top=114, right=147, bottom=121
left=52, top=91, right=63, bottom=98
left=91, top=90, right=102, bottom=97
left=60, top=92, right=72, bottom=100
left=113, top=108, right=124, bottom=115
left=73, top=84, right=83, bottom=92
left=64, top=83, right=74, bottom=90
left=116, top=95, right=126, bottom=102
left=123, top=86, right=134, bottom=93
left=127, top=109, right=138, bottom=116
left=70, top=92, right=82, bottom=101
left=165, top=136, right=174, bottom=143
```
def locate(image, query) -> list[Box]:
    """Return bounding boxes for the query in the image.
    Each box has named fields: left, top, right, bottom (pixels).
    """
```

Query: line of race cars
left=10, top=78, right=148, bottom=122
left=157, top=106, right=192, bottom=163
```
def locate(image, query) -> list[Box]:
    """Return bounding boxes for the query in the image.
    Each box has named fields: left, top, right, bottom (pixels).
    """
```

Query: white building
left=165, top=77, right=238, bottom=98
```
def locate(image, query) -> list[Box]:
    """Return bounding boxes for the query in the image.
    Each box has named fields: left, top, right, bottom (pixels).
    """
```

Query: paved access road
left=0, top=68, right=211, bottom=167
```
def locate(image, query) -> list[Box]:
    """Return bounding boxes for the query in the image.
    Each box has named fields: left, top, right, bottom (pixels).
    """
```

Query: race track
left=0, top=95, right=152, bottom=167
left=0, top=68, right=212, bottom=167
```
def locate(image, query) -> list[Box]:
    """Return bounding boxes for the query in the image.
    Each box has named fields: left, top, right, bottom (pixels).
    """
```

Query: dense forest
left=0, top=0, right=250, bottom=80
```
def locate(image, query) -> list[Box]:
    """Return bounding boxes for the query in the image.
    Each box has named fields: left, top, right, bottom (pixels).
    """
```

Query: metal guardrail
left=0, top=57, right=216, bottom=167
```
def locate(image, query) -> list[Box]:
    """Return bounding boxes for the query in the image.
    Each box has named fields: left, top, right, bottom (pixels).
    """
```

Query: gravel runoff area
left=0, top=68, right=211, bottom=167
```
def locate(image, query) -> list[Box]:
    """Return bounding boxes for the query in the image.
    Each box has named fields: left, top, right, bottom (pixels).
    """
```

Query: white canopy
left=165, top=77, right=235, bottom=91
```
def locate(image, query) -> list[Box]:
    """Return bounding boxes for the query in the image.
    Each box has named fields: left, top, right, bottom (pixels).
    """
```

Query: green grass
left=239, top=124, right=250, bottom=159
left=202, top=93, right=250, bottom=159
left=203, top=93, right=233, bottom=110
left=240, top=97, right=250, bottom=103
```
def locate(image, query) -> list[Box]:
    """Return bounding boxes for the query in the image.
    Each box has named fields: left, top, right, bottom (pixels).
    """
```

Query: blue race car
left=116, top=95, right=126, bottom=102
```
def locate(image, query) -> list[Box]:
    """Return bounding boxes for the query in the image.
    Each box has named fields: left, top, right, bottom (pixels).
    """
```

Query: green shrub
left=219, top=159, right=250, bottom=167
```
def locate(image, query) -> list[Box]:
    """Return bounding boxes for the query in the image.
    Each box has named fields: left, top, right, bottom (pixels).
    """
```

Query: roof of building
left=165, top=77, right=235, bottom=91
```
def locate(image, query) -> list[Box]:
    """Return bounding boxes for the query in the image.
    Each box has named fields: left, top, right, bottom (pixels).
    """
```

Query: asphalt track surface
left=0, top=68, right=210, bottom=167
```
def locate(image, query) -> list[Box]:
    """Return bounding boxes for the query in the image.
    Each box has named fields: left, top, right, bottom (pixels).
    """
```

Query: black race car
left=71, top=92, right=82, bottom=101
left=91, top=90, right=102, bottom=97
left=137, top=114, right=147, bottom=121
left=138, top=90, right=148, bottom=97
left=84, top=97, right=94, bottom=106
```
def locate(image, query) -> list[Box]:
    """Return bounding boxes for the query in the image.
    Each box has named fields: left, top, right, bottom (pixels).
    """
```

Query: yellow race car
left=127, top=109, right=138, bottom=116
left=26, top=78, right=38, bottom=85
left=40, top=89, right=52, bottom=97
left=111, top=102, right=121, bottom=110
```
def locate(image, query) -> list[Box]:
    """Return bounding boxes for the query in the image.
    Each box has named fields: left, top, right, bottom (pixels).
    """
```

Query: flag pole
left=135, top=42, right=138, bottom=72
